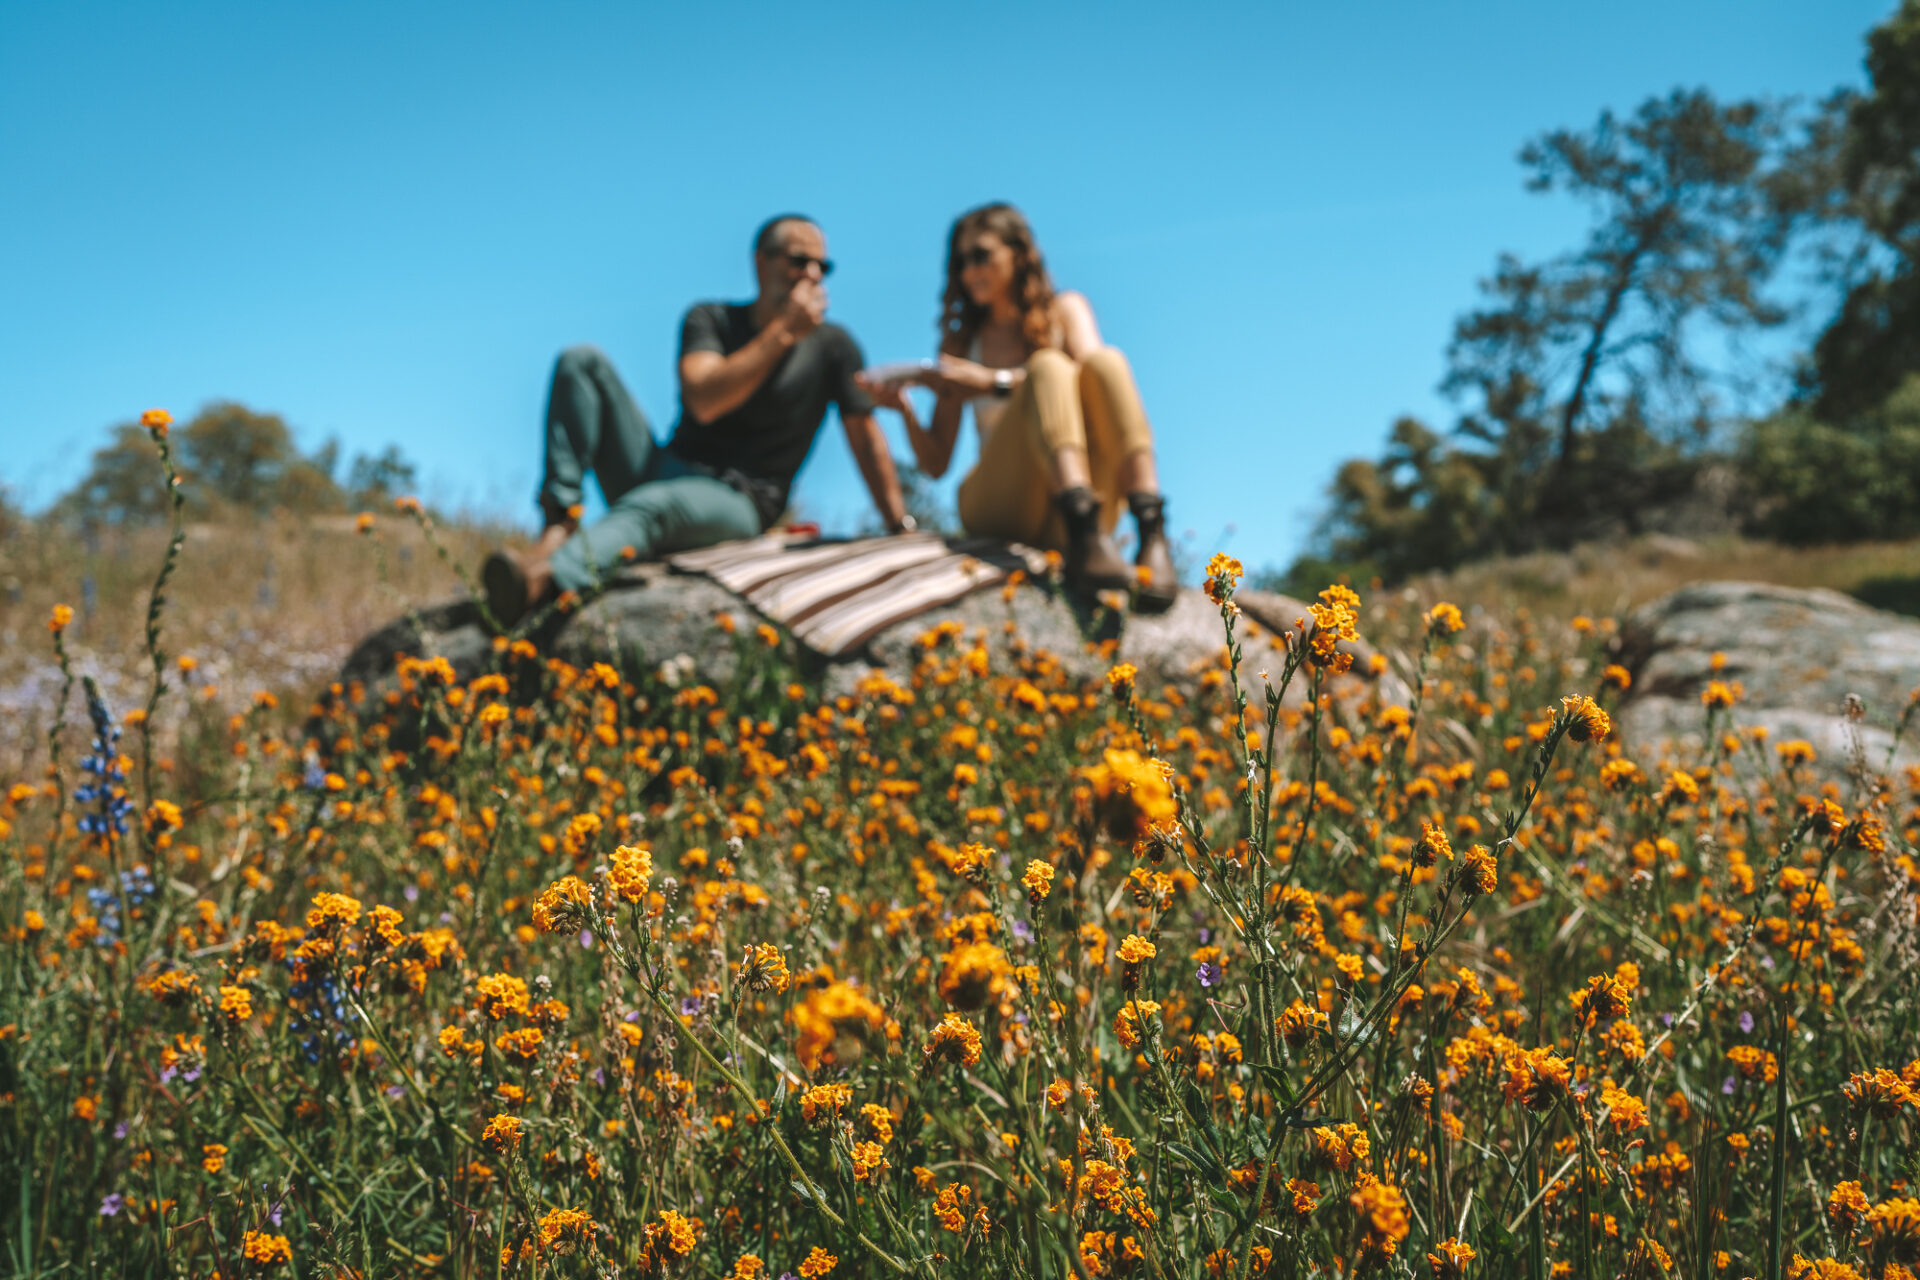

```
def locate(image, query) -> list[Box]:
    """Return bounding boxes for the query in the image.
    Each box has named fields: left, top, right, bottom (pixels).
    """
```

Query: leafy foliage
left=1743, top=373, right=1920, bottom=543
left=58, top=403, right=420, bottom=523
left=1809, top=0, right=1920, bottom=419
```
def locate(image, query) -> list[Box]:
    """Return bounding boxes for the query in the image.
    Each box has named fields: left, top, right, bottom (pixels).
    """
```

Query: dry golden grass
left=0, top=510, right=504, bottom=776
left=1400, top=533, right=1920, bottom=620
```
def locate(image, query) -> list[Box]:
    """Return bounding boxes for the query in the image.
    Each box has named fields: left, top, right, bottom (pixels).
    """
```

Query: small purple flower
left=385, top=1084, right=406, bottom=1100
left=1010, top=918, right=1033, bottom=943
left=578, top=929, right=595, bottom=949
left=680, top=996, right=702, bottom=1017
left=99, top=1194, right=125, bottom=1218
left=181, top=1064, right=203, bottom=1084
left=1737, top=1010, right=1754, bottom=1034
left=624, top=1009, right=641, bottom=1022
left=268, top=1202, right=284, bottom=1227
left=1661, top=1013, right=1675, bottom=1028
left=403, top=883, right=420, bottom=903
left=1722, top=1075, right=1738, bottom=1095
left=1198, top=927, right=1213, bottom=946
left=590, top=1066, right=607, bottom=1086
left=1760, top=954, right=1775, bottom=970
left=160, top=1064, right=178, bottom=1084
left=113, top=1122, right=130, bottom=1140
left=1197, top=960, right=1223, bottom=989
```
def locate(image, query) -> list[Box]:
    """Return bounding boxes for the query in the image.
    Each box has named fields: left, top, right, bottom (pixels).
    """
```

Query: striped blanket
left=668, top=532, right=1048, bottom=658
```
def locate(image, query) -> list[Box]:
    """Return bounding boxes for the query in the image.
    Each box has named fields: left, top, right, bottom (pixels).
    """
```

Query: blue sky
left=0, top=1, right=1894, bottom=569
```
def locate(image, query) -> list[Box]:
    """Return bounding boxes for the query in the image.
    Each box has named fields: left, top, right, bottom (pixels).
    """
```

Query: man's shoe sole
left=481, top=551, right=528, bottom=631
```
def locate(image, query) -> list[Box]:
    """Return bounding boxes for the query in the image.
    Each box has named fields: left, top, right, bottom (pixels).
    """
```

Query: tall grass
left=3, top=424, right=1919, bottom=1280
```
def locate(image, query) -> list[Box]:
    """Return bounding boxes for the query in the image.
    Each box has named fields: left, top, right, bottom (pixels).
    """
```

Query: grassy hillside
left=4, top=475, right=1918, bottom=1277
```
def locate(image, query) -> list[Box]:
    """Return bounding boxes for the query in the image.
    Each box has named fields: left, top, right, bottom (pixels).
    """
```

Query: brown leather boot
left=1054, top=486, right=1133, bottom=593
left=481, top=517, right=571, bottom=629
left=1128, top=492, right=1178, bottom=613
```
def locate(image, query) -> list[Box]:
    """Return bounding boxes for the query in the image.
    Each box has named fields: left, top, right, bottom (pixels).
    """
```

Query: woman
left=861, top=203, right=1177, bottom=610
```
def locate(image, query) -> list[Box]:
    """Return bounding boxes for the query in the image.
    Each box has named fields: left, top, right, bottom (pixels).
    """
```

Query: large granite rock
left=336, top=563, right=1394, bottom=711
left=1613, top=581, right=1920, bottom=776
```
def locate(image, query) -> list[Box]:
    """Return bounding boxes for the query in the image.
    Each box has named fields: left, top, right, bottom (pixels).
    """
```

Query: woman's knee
left=1026, top=347, right=1077, bottom=385
left=1079, top=346, right=1134, bottom=390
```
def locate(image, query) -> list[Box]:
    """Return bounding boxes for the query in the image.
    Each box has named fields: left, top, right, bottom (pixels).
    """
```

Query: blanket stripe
left=667, top=532, right=1046, bottom=658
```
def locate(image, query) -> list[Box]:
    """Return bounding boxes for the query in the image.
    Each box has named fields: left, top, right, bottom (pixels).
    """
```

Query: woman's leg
left=973, top=349, right=1131, bottom=588
left=1077, top=347, right=1159, bottom=511
left=1079, top=347, right=1178, bottom=609
left=956, top=368, right=1059, bottom=545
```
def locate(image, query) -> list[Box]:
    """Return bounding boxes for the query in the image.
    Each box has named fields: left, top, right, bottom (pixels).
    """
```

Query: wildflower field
left=6, top=417, right=1920, bottom=1280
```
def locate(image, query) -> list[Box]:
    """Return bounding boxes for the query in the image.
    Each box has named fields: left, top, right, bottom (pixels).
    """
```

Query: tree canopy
left=58, top=403, right=418, bottom=523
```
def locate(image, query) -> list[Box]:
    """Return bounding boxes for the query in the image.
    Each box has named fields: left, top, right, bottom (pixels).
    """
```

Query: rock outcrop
left=1614, top=581, right=1920, bottom=778
left=337, top=563, right=1393, bottom=710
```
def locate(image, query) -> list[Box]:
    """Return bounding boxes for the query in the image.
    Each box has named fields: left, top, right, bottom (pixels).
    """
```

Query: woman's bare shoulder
left=1051, top=290, right=1095, bottom=321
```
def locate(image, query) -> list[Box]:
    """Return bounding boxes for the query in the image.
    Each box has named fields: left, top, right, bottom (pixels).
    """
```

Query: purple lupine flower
left=1197, top=960, right=1223, bottom=989
left=99, top=1194, right=125, bottom=1217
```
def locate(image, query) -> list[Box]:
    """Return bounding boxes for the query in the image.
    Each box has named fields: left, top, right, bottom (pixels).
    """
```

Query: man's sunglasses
left=777, top=252, right=834, bottom=276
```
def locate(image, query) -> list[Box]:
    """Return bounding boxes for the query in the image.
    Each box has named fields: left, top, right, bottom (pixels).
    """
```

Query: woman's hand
left=853, top=372, right=915, bottom=412
left=931, top=354, right=1003, bottom=397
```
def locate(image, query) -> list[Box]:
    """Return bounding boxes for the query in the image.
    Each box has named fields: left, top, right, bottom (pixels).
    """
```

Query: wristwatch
left=991, top=368, right=1016, bottom=397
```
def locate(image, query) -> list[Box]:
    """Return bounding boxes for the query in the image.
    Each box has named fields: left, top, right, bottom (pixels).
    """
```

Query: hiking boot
left=481, top=546, right=555, bottom=630
left=1128, top=492, right=1179, bottom=614
left=1054, top=486, right=1133, bottom=594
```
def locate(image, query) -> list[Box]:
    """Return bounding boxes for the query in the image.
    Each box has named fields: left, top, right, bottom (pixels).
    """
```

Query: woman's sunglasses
left=958, top=246, right=997, bottom=269
left=781, top=252, right=834, bottom=276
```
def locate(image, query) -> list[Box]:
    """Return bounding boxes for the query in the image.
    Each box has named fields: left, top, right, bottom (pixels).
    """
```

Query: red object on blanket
left=783, top=522, right=821, bottom=537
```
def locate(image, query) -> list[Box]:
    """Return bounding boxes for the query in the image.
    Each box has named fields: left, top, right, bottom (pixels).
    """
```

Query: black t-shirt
left=666, top=302, right=874, bottom=515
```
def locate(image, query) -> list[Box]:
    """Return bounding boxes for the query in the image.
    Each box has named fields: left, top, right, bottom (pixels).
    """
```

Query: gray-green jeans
left=539, top=345, right=761, bottom=593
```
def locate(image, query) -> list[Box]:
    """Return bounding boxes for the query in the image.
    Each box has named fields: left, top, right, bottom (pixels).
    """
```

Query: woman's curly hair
left=940, top=203, right=1057, bottom=353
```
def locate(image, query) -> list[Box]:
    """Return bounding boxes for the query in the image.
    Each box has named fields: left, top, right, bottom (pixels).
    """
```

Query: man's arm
left=680, top=282, right=825, bottom=424
left=842, top=411, right=910, bottom=532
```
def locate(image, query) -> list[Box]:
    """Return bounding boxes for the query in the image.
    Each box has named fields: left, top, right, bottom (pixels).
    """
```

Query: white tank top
left=966, top=322, right=1063, bottom=441
left=966, top=334, right=1011, bottom=439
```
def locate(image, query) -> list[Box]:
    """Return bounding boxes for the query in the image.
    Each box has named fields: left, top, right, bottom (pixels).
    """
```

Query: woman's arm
left=1054, top=291, right=1104, bottom=361
left=918, top=387, right=964, bottom=479
left=856, top=343, right=964, bottom=479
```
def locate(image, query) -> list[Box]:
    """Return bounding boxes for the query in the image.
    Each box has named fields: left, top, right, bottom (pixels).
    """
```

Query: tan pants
left=956, top=346, right=1156, bottom=549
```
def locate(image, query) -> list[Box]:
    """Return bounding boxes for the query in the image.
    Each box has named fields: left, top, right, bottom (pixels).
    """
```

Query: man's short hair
left=752, top=213, right=817, bottom=257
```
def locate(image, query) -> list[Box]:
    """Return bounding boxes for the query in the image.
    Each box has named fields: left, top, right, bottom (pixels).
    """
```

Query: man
left=482, top=214, right=912, bottom=626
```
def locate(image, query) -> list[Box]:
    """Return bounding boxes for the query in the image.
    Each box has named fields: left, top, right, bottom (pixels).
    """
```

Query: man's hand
left=780, top=278, right=828, bottom=342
